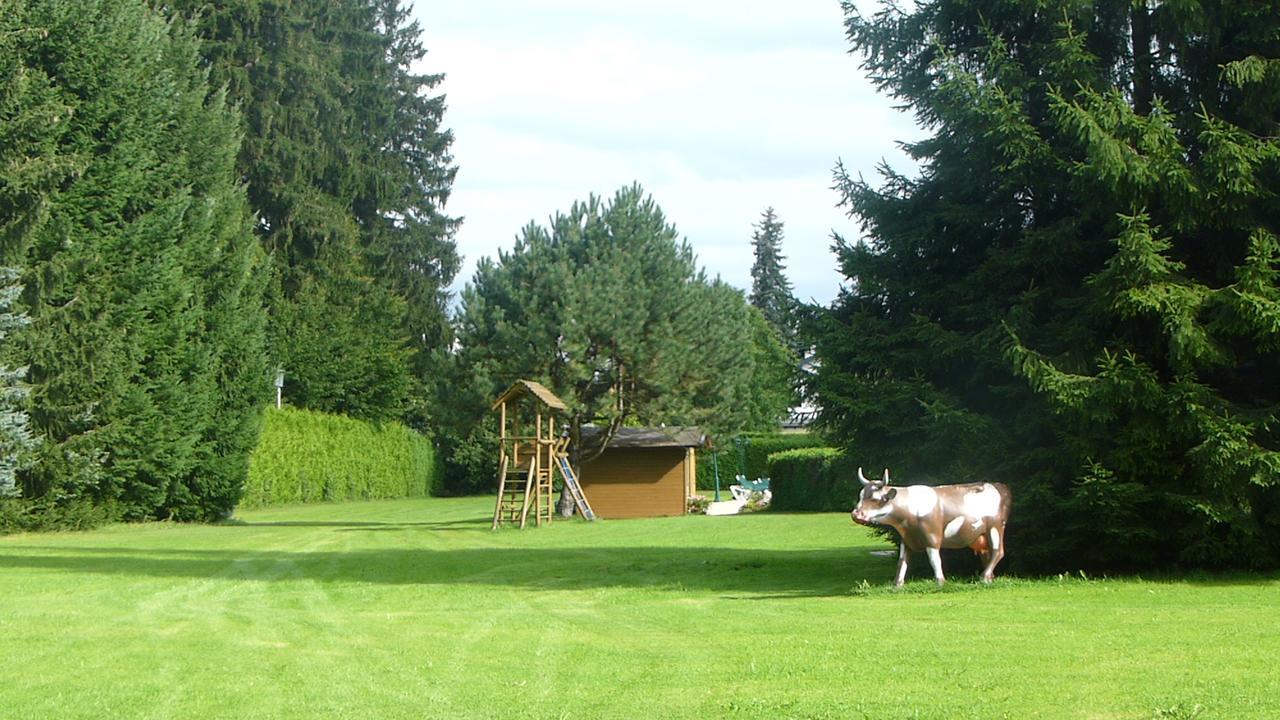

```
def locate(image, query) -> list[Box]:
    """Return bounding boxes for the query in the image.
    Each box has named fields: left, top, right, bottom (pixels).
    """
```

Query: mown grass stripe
left=1, top=496, right=1276, bottom=719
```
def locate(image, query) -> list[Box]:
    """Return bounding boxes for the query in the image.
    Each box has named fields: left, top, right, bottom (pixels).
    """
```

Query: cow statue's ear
left=884, top=488, right=897, bottom=501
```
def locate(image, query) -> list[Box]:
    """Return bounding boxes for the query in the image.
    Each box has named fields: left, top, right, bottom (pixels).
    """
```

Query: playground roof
left=491, top=379, right=568, bottom=411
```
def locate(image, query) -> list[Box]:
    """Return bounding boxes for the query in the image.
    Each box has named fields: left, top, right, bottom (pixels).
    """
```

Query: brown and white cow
left=851, top=468, right=1011, bottom=587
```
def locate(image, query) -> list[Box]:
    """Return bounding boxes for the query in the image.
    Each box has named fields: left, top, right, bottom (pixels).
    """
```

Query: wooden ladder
left=492, top=455, right=536, bottom=528
left=529, top=464, right=554, bottom=527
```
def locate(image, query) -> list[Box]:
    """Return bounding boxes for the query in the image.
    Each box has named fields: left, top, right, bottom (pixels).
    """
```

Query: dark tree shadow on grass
left=8, top=516, right=1271, bottom=595
left=0, top=542, right=885, bottom=597
left=223, top=518, right=491, bottom=530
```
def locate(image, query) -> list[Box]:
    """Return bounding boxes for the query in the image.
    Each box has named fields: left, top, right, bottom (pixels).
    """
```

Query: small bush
left=0, top=498, right=120, bottom=534
left=741, top=491, right=771, bottom=513
left=766, top=447, right=860, bottom=512
left=433, top=420, right=499, bottom=496
left=686, top=495, right=710, bottom=515
left=696, top=432, right=824, bottom=490
left=243, top=407, right=438, bottom=507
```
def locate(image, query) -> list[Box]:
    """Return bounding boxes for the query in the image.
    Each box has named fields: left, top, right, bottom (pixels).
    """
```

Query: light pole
left=274, top=368, right=285, bottom=409
left=712, top=448, right=722, bottom=502
left=734, top=435, right=750, bottom=485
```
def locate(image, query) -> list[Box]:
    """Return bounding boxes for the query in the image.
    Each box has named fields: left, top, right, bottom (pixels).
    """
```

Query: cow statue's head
left=851, top=467, right=897, bottom=526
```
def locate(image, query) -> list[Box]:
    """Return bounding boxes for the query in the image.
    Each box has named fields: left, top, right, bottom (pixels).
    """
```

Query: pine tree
left=0, top=6, right=68, bottom=498
left=162, top=0, right=460, bottom=425
left=748, top=207, right=796, bottom=341
left=815, top=0, right=1280, bottom=571
left=0, top=268, right=33, bottom=497
left=3, top=0, right=268, bottom=520
left=439, top=185, right=793, bottom=494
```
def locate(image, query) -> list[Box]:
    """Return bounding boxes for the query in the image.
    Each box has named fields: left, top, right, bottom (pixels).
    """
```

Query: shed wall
left=580, top=447, right=687, bottom=519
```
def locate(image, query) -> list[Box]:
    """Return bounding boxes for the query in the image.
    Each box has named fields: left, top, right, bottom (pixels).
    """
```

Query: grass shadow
left=0, top=542, right=885, bottom=597
left=7, top=512, right=1273, bottom=595
left=228, top=518, right=491, bottom=531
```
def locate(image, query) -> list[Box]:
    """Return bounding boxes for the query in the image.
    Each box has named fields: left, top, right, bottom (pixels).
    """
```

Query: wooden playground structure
left=491, top=380, right=594, bottom=529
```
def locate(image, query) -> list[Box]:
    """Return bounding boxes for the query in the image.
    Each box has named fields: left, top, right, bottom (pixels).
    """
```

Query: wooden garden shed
left=577, top=426, right=707, bottom=519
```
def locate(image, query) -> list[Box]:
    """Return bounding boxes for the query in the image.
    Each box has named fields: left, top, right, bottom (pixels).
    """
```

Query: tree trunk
left=1131, top=0, right=1153, bottom=115
left=556, top=490, right=576, bottom=517
left=556, top=420, right=583, bottom=517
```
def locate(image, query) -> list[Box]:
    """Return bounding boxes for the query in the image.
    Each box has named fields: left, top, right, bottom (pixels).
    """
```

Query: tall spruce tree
left=749, top=207, right=796, bottom=340
left=439, top=185, right=793, bottom=495
left=2, top=0, right=268, bottom=520
left=814, top=0, right=1280, bottom=571
left=162, top=0, right=460, bottom=425
left=748, top=207, right=804, bottom=402
left=0, top=7, right=67, bottom=498
left=0, top=268, right=33, bottom=497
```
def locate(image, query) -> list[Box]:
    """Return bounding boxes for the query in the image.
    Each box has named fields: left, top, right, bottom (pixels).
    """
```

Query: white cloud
left=413, top=0, right=921, bottom=306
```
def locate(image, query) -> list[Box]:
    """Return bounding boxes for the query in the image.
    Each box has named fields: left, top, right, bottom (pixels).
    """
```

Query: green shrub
left=766, top=447, right=860, bottom=512
left=696, top=432, right=824, bottom=490
left=741, top=491, right=771, bottom=513
left=0, top=498, right=120, bottom=534
left=243, top=407, right=438, bottom=507
left=686, top=495, right=710, bottom=515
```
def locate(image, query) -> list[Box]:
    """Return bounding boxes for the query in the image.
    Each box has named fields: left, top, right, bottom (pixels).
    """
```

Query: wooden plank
left=491, top=452, right=509, bottom=529
left=517, top=461, right=537, bottom=528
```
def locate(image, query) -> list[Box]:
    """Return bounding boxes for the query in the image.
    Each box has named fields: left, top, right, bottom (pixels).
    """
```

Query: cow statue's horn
left=883, top=468, right=891, bottom=485
left=858, top=467, right=871, bottom=486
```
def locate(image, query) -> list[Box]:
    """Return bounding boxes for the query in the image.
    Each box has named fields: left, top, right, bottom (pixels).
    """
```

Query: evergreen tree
left=742, top=303, right=801, bottom=431
left=0, top=268, right=33, bottom=497
left=0, top=6, right=68, bottom=497
left=814, top=0, right=1280, bottom=571
left=748, top=207, right=804, bottom=402
left=748, top=207, right=796, bottom=341
left=162, top=0, right=460, bottom=424
left=2, top=0, right=268, bottom=520
left=439, top=185, right=793, bottom=494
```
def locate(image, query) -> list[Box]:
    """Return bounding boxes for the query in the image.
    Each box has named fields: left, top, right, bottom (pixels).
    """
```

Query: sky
left=411, top=0, right=921, bottom=307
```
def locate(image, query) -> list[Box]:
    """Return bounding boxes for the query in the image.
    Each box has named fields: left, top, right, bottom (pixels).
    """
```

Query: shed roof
left=581, top=426, right=707, bottom=449
left=491, top=379, right=567, bottom=411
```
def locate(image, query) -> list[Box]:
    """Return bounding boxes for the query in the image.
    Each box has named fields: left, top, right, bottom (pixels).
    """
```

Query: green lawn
left=1, top=497, right=1276, bottom=719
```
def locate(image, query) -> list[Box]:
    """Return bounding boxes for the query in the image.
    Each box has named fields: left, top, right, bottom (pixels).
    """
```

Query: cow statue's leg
left=925, top=546, right=945, bottom=585
left=980, top=524, right=1005, bottom=583
left=925, top=546, right=946, bottom=585
left=894, top=543, right=910, bottom=587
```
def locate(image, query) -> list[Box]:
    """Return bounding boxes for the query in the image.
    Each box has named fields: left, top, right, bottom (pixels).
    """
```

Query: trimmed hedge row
left=243, top=407, right=438, bottom=507
left=695, top=432, right=825, bottom=490
left=765, top=446, right=860, bottom=512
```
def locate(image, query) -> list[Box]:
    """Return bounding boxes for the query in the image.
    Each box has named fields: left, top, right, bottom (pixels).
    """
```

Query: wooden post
left=535, top=410, right=543, bottom=526
left=547, top=414, right=555, bottom=526
left=684, top=447, right=696, bottom=509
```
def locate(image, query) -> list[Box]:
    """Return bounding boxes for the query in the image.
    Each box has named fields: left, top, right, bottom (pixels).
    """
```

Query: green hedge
left=766, top=447, right=860, bottom=512
left=243, top=407, right=438, bottom=507
left=696, top=432, right=824, bottom=490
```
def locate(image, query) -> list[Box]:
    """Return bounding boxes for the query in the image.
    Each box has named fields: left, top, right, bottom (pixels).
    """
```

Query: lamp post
left=734, top=435, right=750, bottom=486
left=274, top=368, right=285, bottom=409
left=712, top=449, right=721, bottom=502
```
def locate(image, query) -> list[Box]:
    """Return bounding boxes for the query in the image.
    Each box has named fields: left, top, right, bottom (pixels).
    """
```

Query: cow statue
left=851, top=467, right=1011, bottom=587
